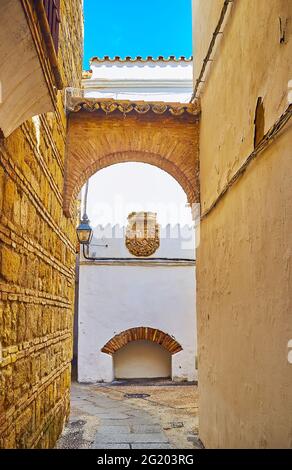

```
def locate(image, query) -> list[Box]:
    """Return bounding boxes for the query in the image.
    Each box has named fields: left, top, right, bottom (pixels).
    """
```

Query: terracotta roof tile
left=67, top=97, right=200, bottom=118
left=89, top=56, right=192, bottom=63
left=82, top=69, right=92, bottom=79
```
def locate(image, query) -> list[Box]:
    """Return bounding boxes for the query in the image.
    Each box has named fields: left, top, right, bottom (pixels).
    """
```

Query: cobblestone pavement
left=56, top=382, right=172, bottom=449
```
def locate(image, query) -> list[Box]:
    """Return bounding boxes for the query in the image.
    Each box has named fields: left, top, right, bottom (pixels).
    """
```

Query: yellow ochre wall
left=193, top=0, right=292, bottom=448
left=0, top=1, right=83, bottom=448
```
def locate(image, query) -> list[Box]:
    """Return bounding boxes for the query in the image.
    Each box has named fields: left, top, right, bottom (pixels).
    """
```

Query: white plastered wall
left=78, top=260, right=196, bottom=383
left=83, top=59, right=193, bottom=102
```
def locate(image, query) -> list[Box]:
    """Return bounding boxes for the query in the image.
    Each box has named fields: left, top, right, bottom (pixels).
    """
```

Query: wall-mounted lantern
left=76, top=214, right=93, bottom=245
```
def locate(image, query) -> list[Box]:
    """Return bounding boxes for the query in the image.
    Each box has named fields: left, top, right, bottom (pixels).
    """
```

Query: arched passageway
left=101, top=326, right=183, bottom=355
left=101, top=327, right=183, bottom=380
left=64, top=97, right=200, bottom=216
left=76, top=152, right=197, bottom=385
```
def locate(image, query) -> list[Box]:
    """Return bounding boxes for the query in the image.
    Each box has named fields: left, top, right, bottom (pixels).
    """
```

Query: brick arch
left=101, top=327, right=183, bottom=355
left=64, top=108, right=200, bottom=217
left=73, top=150, right=196, bottom=210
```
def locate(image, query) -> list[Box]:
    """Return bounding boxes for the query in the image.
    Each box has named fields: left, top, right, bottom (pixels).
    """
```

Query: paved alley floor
left=56, top=382, right=201, bottom=449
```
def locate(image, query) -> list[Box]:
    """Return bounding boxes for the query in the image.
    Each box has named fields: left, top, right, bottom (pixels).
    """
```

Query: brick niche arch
left=101, top=327, right=183, bottom=355
left=64, top=98, right=200, bottom=217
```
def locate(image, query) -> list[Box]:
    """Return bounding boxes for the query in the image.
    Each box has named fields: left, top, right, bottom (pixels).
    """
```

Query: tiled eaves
left=90, top=55, right=193, bottom=63
left=67, top=97, right=200, bottom=118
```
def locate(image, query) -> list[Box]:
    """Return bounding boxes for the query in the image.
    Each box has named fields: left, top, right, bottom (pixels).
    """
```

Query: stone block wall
left=0, top=0, right=83, bottom=448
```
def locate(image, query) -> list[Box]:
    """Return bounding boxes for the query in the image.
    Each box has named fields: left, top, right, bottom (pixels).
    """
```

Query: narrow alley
left=56, top=382, right=201, bottom=450
left=1, top=0, right=292, bottom=455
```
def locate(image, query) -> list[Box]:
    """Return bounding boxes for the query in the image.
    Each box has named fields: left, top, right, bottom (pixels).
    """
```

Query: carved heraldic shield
left=125, top=212, right=160, bottom=257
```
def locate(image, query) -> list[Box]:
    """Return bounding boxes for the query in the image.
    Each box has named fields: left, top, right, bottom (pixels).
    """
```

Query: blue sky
left=83, top=0, right=192, bottom=69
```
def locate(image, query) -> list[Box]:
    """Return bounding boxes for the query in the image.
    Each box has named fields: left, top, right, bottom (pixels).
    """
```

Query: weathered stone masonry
left=0, top=0, right=83, bottom=448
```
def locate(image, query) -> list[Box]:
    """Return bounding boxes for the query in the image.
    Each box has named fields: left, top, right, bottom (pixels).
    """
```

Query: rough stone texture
left=193, top=0, right=292, bottom=448
left=0, top=0, right=83, bottom=448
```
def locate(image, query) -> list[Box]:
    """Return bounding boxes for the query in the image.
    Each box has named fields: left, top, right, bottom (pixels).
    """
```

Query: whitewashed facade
left=82, top=56, right=193, bottom=102
left=77, top=224, right=197, bottom=383
left=77, top=58, right=196, bottom=383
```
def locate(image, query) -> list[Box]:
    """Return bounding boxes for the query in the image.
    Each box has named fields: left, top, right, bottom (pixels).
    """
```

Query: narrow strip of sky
left=83, top=0, right=192, bottom=69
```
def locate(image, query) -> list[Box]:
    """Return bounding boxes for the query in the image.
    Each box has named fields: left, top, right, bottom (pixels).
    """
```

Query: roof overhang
left=0, top=0, right=63, bottom=137
left=90, top=56, right=193, bottom=64
left=66, top=97, right=200, bottom=118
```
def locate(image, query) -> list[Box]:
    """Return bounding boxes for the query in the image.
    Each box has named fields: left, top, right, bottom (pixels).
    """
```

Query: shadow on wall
left=113, top=340, right=171, bottom=379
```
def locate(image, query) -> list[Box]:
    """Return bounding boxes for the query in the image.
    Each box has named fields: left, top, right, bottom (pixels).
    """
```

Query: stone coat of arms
left=125, top=212, right=160, bottom=257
